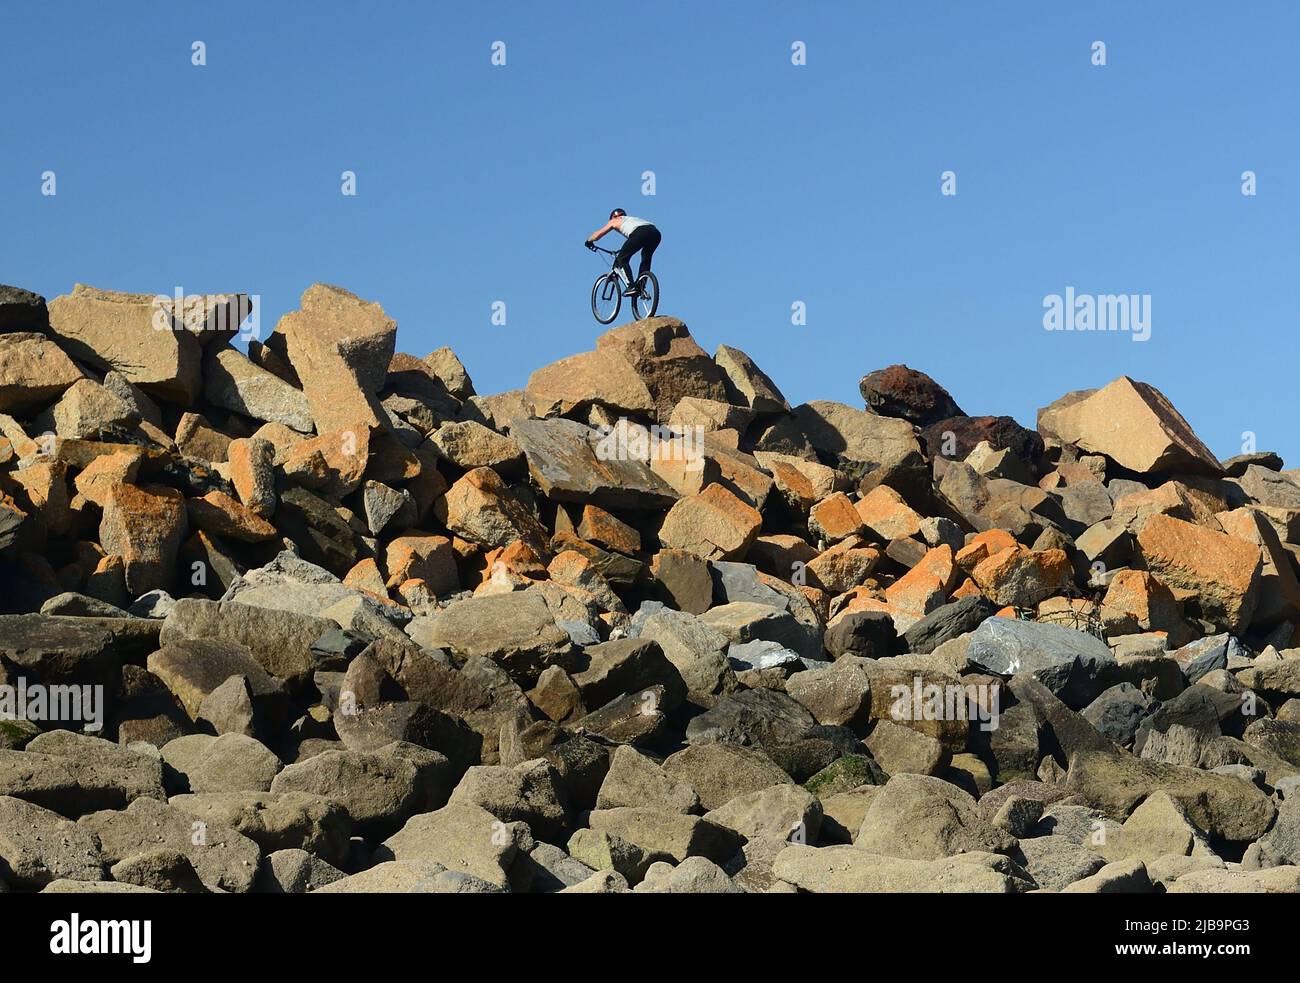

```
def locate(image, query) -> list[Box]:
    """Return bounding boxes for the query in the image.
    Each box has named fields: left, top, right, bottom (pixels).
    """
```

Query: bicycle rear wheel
left=591, top=273, right=622, bottom=324
left=631, top=272, right=659, bottom=319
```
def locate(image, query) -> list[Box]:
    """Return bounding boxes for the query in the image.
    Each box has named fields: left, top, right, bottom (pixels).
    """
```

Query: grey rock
left=0, top=732, right=166, bottom=817
left=448, top=759, right=572, bottom=844
left=254, top=848, right=346, bottom=893
left=128, top=589, right=177, bottom=619
left=1082, top=682, right=1152, bottom=747
left=966, top=618, right=1116, bottom=707
left=0, top=795, right=104, bottom=889
left=727, top=639, right=803, bottom=671
left=903, top=596, right=995, bottom=655
left=109, top=848, right=207, bottom=893
left=1169, top=633, right=1242, bottom=684
left=373, top=802, right=524, bottom=891
left=511, top=417, right=678, bottom=509
left=856, top=774, right=1017, bottom=860
left=169, top=790, right=351, bottom=867
left=270, top=742, right=451, bottom=838
left=521, top=841, right=595, bottom=891
left=585, top=807, right=745, bottom=866
left=161, top=733, right=283, bottom=794
left=161, top=597, right=333, bottom=686
left=39, top=592, right=126, bottom=617
left=79, top=796, right=262, bottom=893
left=1015, top=835, right=1106, bottom=890
left=566, top=827, right=652, bottom=882
left=1061, top=857, right=1153, bottom=893
left=635, top=856, right=743, bottom=893
left=596, top=745, right=700, bottom=814
left=773, top=844, right=1028, bottom=893
left=663, top=743, right=793, bottom=811
left=203, top=346, right=313, bottom=431
left=685, top=688, right=816, bottom=751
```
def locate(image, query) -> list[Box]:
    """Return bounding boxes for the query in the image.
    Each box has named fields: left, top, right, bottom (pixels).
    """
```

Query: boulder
left=858, top=364, right=963, bottom=426
left=1037, top=376, right=1221, bottom=475
left=773, top=845, right=1027, bottom=893
left=1066, top=750, right=1276, bottom=841
left=274, top=283, right=396, bottom=433
left=203, top=346, right=313, bottom=431
left=855, top=774, right=1016, bottom=860
left=48, top=285, right=249, bottom=402
left=0, top=795, right=104, bottom=889
left=1137, top=514, right=1261, bottom=633
left=80, top=796, right=262, bottom=893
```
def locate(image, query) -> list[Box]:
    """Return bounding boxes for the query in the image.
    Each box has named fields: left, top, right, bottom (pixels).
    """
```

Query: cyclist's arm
left=588, top=220, right=616, bottom=242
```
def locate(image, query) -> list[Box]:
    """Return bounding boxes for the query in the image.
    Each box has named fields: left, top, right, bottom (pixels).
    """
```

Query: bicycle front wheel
left=631, top=272, right=659, bottom=319
left=591, top=273, right=622, bottom=325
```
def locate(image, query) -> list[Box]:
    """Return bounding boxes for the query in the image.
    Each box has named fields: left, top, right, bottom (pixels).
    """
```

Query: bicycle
left=586, top=243, right=659, bottom=324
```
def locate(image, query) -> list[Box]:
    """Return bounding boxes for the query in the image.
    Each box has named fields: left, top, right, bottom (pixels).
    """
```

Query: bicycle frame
left=590, top=245, right=632, bottom=286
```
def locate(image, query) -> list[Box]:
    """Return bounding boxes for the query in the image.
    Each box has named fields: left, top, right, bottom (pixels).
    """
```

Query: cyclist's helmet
left=610, top=208, right=626, bottom=219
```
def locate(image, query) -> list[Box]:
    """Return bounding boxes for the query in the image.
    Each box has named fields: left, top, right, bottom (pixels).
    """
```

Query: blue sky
left=3, top=1, right=1297, bottom=465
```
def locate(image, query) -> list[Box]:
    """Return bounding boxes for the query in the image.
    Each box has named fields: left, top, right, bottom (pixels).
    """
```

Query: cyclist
left=585, top=209, right=661, bottom=295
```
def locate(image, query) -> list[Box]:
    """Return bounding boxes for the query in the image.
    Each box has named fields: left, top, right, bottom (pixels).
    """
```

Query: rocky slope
left=1, top=281, right=1299, bottom=894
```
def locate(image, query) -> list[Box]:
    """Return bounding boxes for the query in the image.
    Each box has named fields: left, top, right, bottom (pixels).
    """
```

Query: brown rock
left=226, top=437, right=276, bottom=518
left=47, top=286, right=249, bottom=402
left=10, top=462, right=72, bottom=537
left=657, top=484, right=762, bottom=561
left=434, top=467, right=548, bottom=553
left=186, top=491, right=278, bottom=543
left=1100, top=570, right=1182, bottom=636
left=954, top=529, right=1019, bottom=572
left=174, top=413, right=232, bottom=464
left=548, top=550, right=626, bottom=614
left=577, top=504, right=642, bottom=554
left=858, top=364, right=963, bottom=427
left=884, top=545, right=958, bottom=626
left=808, top=492, right=865, bottom=544
left=342, top=557, right=389, bottom=598
left=1038, top=377, right=1221, bottom=475
left=1136, top=514, right=1262, bottom=633
left=423, top=347, right=474, bottom=400
left=668, top=397, right=755, bottom=434
left=595, top=317, right=728, bottom=421
left=429, top=421, right=523, bottom=473
left=99, top=484, right=188, bottom=595
left=275, top=284, right=397, bottom=434
left=922, top=415, right=1044, bottom=471
left=385, top=535, right=459, bottom=594
left=281, top=426, right=371, bottom=498
left=0, top=332, right=83, bottom=412
left=970, top=546, right=1073, bottom=609
left=649, top=548, right=713, bottom=614
left=1215, top=507, right=1300, bottom=627
left=855, top=484, right=924, bottom=541
left=713, top=345, right=789, bottom=414
left=526, top=349, right=655, bottom=417
left=806, top=537, right=882, bottom=593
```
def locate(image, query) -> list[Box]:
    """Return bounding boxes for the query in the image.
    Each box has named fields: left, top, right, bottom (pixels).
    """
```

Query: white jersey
left=618, top=215, right=651, bottom=236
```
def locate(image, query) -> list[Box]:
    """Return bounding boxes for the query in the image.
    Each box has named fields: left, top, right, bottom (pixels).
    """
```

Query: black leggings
left=615, top=225, right=661, bottom=284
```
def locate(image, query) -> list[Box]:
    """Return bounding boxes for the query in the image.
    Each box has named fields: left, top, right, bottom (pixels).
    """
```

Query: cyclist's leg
left=637, top=227, right=661, bottom=278
left=613, top=238, right=636, bottom=286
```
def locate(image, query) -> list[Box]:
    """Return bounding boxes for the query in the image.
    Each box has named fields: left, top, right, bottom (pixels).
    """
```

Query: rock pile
left=2, top=281, right=1300, bottom=893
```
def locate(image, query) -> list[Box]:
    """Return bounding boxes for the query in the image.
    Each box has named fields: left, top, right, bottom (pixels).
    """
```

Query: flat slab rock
left=511, top=417, right=679, bottom=510
left=773, top=844, right=1030, bottom=893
